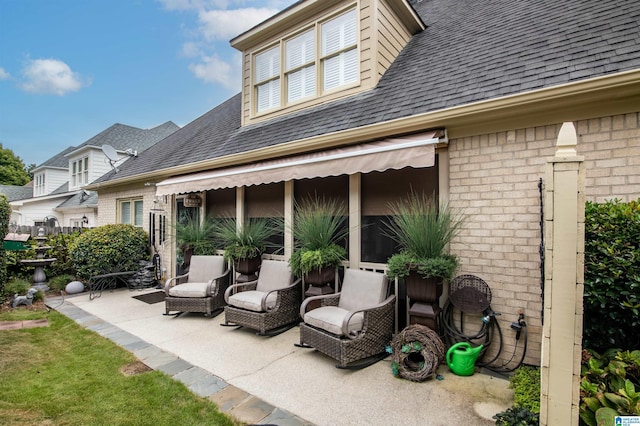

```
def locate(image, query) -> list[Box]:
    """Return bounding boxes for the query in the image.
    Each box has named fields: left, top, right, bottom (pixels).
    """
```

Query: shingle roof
left=0, top=185, right=33, bottom=202
left=35, top=146, right=76, bottom=170
left=70, top=121, right=180, bottom=155
left=56, top=190, right=98, bottom=209
left=96, top=0, right=640, bottom=184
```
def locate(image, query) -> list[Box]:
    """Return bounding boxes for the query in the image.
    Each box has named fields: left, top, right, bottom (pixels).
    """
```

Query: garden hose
left=440, top=300, right=528, bottom=373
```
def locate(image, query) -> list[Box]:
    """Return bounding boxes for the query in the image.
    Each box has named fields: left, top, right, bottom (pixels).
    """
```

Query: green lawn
left=0, top=309, right=240, bottom=425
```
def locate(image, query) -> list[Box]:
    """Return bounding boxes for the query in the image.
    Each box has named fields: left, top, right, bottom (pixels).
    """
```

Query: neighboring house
left=87, top=0, right=640, bottom=371
left=0, top=183, right=33, bottom=226
left=10, top=122, right=178, bottom=228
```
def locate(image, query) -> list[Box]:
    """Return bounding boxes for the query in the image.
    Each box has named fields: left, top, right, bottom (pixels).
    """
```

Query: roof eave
left=88, top=69, right=640, bottom=190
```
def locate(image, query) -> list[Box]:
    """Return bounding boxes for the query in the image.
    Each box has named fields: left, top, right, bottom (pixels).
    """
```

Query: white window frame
left=321, top=9, right=358, bottom=92
left=34, top=173, right=45, bottom=196
left=118, top=198, right=144, bottom=227
left=252, top=7, right=358, bottom=114
left=71, top=157, right=89, bottom=188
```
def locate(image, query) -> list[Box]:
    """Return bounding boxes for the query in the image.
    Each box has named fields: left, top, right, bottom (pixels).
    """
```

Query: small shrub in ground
left=5, top=278, right=31, bottom=296
left=48, top=274, right=77, bottom=292
left=3, top=278, right=43, bottom=303
left=70, top=224, right=149, bottom=280
left=47, top=232, right=81, bottom=277
left=493, top=365, right=540, bottom=425
left=579, top=348, right=640, bottom=426
left=493, top=406, right=539, bottom=426
left=584, top=198, right=640, bottom=352
left=0, top=194, right=10, bottom=303
left=510, top=365, right=541, bottom=413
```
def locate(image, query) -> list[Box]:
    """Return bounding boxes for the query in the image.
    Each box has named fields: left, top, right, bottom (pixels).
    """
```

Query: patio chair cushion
left=187, top=255, right=225, bottom=283
left=304, top=306, right=364, bottom=336
left=228, top=290, right=277, bottom=312
left=338, top=269, right=388, bottom=313
left=168, top=282, right=209, bottom=298
left=256, top=260, right=292, bottom=293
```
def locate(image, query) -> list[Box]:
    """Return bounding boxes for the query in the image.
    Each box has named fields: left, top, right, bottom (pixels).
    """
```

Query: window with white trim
left=119, top=198, right=143, bottom=227
left=34, top=173, right=45, bottom=196
left=255, top=46, right=281, bottom=112
left=321, top=9, right=358, bottom=91
left=71, top=157, right=89, bottom=188
left=253, top=8, right=358, bottom=113
left=286, top=29, right=316, bottom=103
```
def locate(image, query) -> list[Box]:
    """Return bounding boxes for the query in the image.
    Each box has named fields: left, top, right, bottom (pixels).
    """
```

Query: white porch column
left=540, top=122, right=585, bottom=426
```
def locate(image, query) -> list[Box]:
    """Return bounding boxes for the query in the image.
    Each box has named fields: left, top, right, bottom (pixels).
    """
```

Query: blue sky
left=0, top=0, right=288, bottom=167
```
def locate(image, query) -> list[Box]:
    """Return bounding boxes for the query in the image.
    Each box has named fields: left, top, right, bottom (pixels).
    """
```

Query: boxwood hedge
left=584, top=198, right=640, bottom=352
left=70, top=224, right=149, bottom=280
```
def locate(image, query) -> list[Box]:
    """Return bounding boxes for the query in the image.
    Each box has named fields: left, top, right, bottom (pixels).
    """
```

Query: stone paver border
left=45, top=296, right=311, bottom=425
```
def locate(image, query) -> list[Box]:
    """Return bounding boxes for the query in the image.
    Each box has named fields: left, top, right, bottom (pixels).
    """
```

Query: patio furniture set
left=163, top=255, right=396, bottom=369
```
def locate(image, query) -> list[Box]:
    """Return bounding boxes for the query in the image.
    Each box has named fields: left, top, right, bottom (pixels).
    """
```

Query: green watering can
left=446, top=342, right=483, bottom=376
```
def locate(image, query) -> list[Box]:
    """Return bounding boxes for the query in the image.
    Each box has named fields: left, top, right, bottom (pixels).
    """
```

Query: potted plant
left=174, top=214, right=218, bottom=271
left=214, top=217, right=275, bottom=282
left=384, top=192, right=463, bottom=305
left=289, top=195, right=347, bottom=296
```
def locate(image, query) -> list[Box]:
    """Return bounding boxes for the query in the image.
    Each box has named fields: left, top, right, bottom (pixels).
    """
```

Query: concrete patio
left=46, top=288, right=514, bottom=425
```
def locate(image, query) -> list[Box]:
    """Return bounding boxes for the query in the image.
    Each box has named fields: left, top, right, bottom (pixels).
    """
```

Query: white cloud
left=0, top=67, right=10, bottom=80
left=181, top=41, right=202, bottom=58
left=20, top=58, right=89, bottom=95
left=158, top=0, right=283, bottom=87
left=197, top=7, right=279, bottom=41
left=188, top=53, right=241, bottom=89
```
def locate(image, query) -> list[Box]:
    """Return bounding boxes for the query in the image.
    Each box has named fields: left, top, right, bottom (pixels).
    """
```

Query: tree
left=0, top=143, right=31, bottom=185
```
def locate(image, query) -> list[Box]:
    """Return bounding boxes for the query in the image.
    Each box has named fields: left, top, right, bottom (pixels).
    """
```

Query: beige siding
left=447, top=111, right=640, bottom=365
left=240, top=0, right=416, bottom=125
left=377, top=0, right=412, bottom=79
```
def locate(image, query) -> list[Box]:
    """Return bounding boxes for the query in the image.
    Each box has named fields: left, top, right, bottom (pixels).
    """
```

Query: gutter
left=86, top=69, right=640, bottom=190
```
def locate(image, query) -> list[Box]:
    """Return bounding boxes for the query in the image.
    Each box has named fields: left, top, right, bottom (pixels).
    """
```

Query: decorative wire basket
left=449, top=274, right=492, bottom=313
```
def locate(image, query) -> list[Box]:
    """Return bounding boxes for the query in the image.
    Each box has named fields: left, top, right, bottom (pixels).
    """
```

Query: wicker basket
left=390, top=324, right=445, bottom=382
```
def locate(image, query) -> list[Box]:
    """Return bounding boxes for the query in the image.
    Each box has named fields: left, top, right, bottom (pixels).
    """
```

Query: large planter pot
left=405, top=270, right=443, bottom=305
left=304, top=266, right=336, bottom=297
left=234, top=256, right=262, bottom=283
left=405, top=270, right=443, bottom=332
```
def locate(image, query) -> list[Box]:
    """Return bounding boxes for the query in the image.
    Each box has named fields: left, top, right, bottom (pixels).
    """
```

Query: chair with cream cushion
left=298, top=268, right=395, bottom=368
left=223, top=259, right=302, bottom=336
left=164, top=255, right=230, bottom=317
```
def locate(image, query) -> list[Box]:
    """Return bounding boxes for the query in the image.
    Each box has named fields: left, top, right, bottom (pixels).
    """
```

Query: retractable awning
left=156, top=130, right=443, bottom=196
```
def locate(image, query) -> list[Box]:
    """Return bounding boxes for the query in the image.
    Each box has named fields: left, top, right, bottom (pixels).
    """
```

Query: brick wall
left=447, top=111, right=640, bottom=365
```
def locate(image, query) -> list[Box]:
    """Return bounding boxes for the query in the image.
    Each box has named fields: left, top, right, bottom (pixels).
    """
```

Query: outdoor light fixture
left=82, top=215, right=89, bottom=225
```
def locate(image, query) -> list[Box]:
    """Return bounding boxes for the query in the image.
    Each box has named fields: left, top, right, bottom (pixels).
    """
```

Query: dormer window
left=34, top=173, right=45, bottom=196
left=321, top=9, right=357, bottom=91
left=253, top=8, right=358, bottom=114
left=71, top=157, right=89, bottom=188
left=286, top=29, right=316, bottom=103
left=255, top=45, right=281, bottom=112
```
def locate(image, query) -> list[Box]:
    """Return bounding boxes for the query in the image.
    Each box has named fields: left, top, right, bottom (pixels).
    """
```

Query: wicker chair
left=223, top=259, right=302, bottom=336
left=164, top=255, right=230, bottom=317
left=298, top=268, right=395, bottom=369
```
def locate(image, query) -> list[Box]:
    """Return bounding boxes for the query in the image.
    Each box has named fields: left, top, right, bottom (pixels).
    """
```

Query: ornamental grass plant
left=384, top=192, right=463, bottom=280
left=288, top=195, right=348, bottom=277
left=214, top=216, right=276, bottom=262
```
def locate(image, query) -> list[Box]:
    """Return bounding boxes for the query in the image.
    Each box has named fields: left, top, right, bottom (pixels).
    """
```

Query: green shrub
left=494, top=365, right=540, bottom=425
left=510, top=365, right=541, bottom=413
left=5, top=278, right=31, bottom=296
left=47, top=232, right=81, bottom=277
left=580, top=349, right=640, bottom=426
left=493, top=406, right=539, bottom=426
left=584, top=199, right=640, bottom=351
left=48, top=274, right=77, bottom=292
left=69, top=224, right=149, bottom=280
left=0, top=194, right=10, bottom=303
